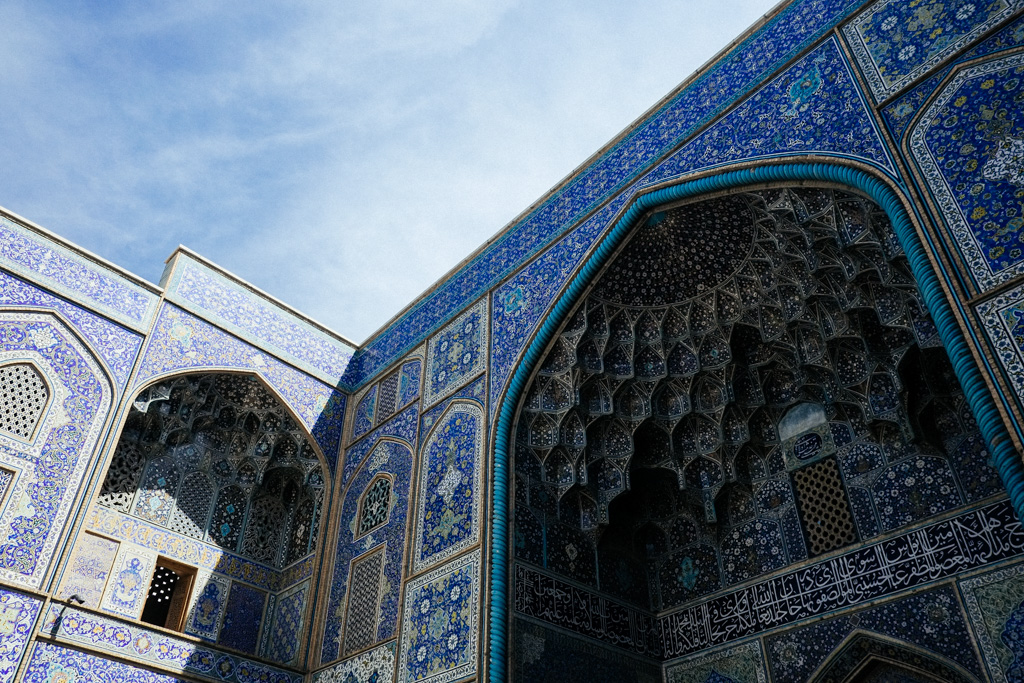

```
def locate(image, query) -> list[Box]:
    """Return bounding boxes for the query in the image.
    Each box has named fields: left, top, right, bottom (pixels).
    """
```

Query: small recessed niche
left=140, top=557, right=196, bottom=631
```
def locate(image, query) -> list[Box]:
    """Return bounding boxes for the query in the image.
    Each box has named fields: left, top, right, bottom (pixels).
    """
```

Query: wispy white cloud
left=0, top=0, right=773, bottom=341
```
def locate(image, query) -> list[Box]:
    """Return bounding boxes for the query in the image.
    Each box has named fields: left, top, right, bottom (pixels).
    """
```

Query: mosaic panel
left=344, top=0, right=867, bottom=385
left=56, top=532, right=119, bottom=609
left=658, top=500, right=1024, bottom=658
left=100, top=544, right=157, bottom=619
left=342, top=545, right=386, bottom=657
left=399, top=359, right=422, bottom=406
left=0, top=587, right=41, bottom=683
left=38, top=604, right=302, bottom=683
left=0, top=270, right=143, bottom=389
left=665, top=641, right=767, bottom=683
left=882, top=14, right=1024, bottom=140
left=216, top=581, right=266, bottom=655
left=414, top=402, right=484, bottom=572
left=0, top=312, right=112, bottom=589
left=512, top=618, right=662, bottom=683
left=353, top=385, right=377, bottom=440
left=961, top=559, right=1024, bottom=682
left=314, top=641, right=396, bottom=683
left=641, top=38, right=893, bottom=186
left=843, top=0, right=1019, bottom=101
left=135, top=303, right=345, bottom=471
left=322, top=439, right=413, bottom=664
left=165, top=254, right=354, bottom=384
left=87, top=506, right=281, bottom=592
left=423, top=298, right=488, bottom=407
left=514, top=564, right=661, bottom=657
left=24, top=643, right=184, bottom=683
left=397, top=550, right=481, bottom=683
left=420, top=375, right=486, bottom=448
left=0, top=214, right=159, bottom=332
left=184, top=571, right=230, bottom=641
left=764, top=584, right=982, bottom=680
left=341, top=403, right=418, bottom=488
left=976, top=280, right=1024, bottom=410
left=266, top=580, right=309, bottom=666
left=910, top=52, right=1024, bottom=292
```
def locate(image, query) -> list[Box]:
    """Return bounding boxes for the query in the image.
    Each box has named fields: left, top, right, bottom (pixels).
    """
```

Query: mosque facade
left=3, top=0, right=1024, bottom=681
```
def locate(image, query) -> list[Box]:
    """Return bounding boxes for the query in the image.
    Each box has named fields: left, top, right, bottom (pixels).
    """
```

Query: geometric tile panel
left=960, top=559, right=1024, bottom=682
left=910, top=52, right=1024, bottom=292
left=0, top=269, right=143, bottom=390
left=99, top=545, right=157, bottom=620
left=665, top=641, right=767, bottom=683
left=0, top=214, right=159, bottom=332
left=843, top=0, right=1020, bottom=101
left=0, top=587, right=41, bottom=683
left=398, top=550, right=481, bottom=683
left=343, top=545, right=385, bottom=657
left=56, top=532, right=120, bottom=609
left=216, top=582, right=267, bottom=655
left=135, top=303, right=345, bottom=472
left=37, top=604, right=302, bottom=683
left=163, top=253, right=355, bottom=386
left=23, top=643, right=184, bottom=683
left=413, top=402, right=484, bottom=573
left=266, top=580, right=309, bottom=666
left=424, top=298, right=488, bottom=408
left=313, top=641, right=396, bottom=683
left=0, top=312, right=112, bottom=590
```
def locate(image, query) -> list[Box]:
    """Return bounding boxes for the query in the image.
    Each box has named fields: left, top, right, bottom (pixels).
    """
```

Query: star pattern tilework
left=216, top=582, right=266, bottom=655
left=398, top=550, right=481, bottom=683
left=313, top=642, right=396, bottom=683
left=267, top=580, right=309, bottom=666
left=413, top=403, right=484, bottom=573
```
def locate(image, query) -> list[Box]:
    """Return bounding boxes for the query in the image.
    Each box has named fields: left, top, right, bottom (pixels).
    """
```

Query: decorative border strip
left=486, top=163, right=1024, bottom=682
left=0, top=214, right=159, bottom=332
left=164, top=253, right=355, bottom=385
left=38, top=604, right=301, bottom=683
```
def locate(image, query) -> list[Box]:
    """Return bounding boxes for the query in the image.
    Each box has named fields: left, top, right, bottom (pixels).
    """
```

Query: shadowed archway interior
left=512, top=188, right=998, bottom=624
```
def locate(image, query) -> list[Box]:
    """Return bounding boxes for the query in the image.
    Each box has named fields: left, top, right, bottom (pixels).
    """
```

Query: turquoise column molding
left=486, top=163, right=1022, bottom=681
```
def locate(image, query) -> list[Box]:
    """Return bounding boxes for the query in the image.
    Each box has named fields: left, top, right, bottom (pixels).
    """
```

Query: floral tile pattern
left=423, top=298, right=488, bottom=408
left=0, top=270, right=143, bottom=390
left=38, top=604, right=302, bottom=683
left=960, top=559, right=1024, bottom=682
left=0, top=312, right=112, bottom=589
left=55, top=532, right=119, bottom=609
left=0, top=587, right=41, bottom=683
left=165, top=254, right=354, bottom=385
left=398, top=550, right=481, bottom=683
left=341, top=403, right=418, bottom=488
left=135, top=303, right=345, bottom=472
left=413, top=402, right=484, bottom=573
left=24, top=643, right=185, bottom=683
left=665, top=641, right=767, bottom=683
left=0, top=215, right=159, bottom=332
left=216, top=581, right=266, bottom=655
left=910, top=52, right=1024, bottom=293
left=313, top=641, right=396, bottom=683
left=184, top=571, right=230, bottom=642
left=99, top=544, right=157, bottom=620
left=843, top=0, right=1019, bottom=101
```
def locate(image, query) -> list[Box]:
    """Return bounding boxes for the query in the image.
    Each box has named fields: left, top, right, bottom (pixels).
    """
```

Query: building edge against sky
left=4, top=0, right=1024, bottom=682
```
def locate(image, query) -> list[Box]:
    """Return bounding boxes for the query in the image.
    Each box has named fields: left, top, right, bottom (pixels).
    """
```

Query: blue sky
left=0, top=0, right=774, bottom=342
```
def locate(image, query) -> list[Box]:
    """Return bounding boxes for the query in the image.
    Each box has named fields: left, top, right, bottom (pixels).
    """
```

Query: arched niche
left=97, top=371, right=327, bottom=569
left=491, top=165, right=1018, bottom=681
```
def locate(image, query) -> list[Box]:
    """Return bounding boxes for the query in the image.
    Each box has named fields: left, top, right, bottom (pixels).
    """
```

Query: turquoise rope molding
left=485, top=162, right=1023, bottom=681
